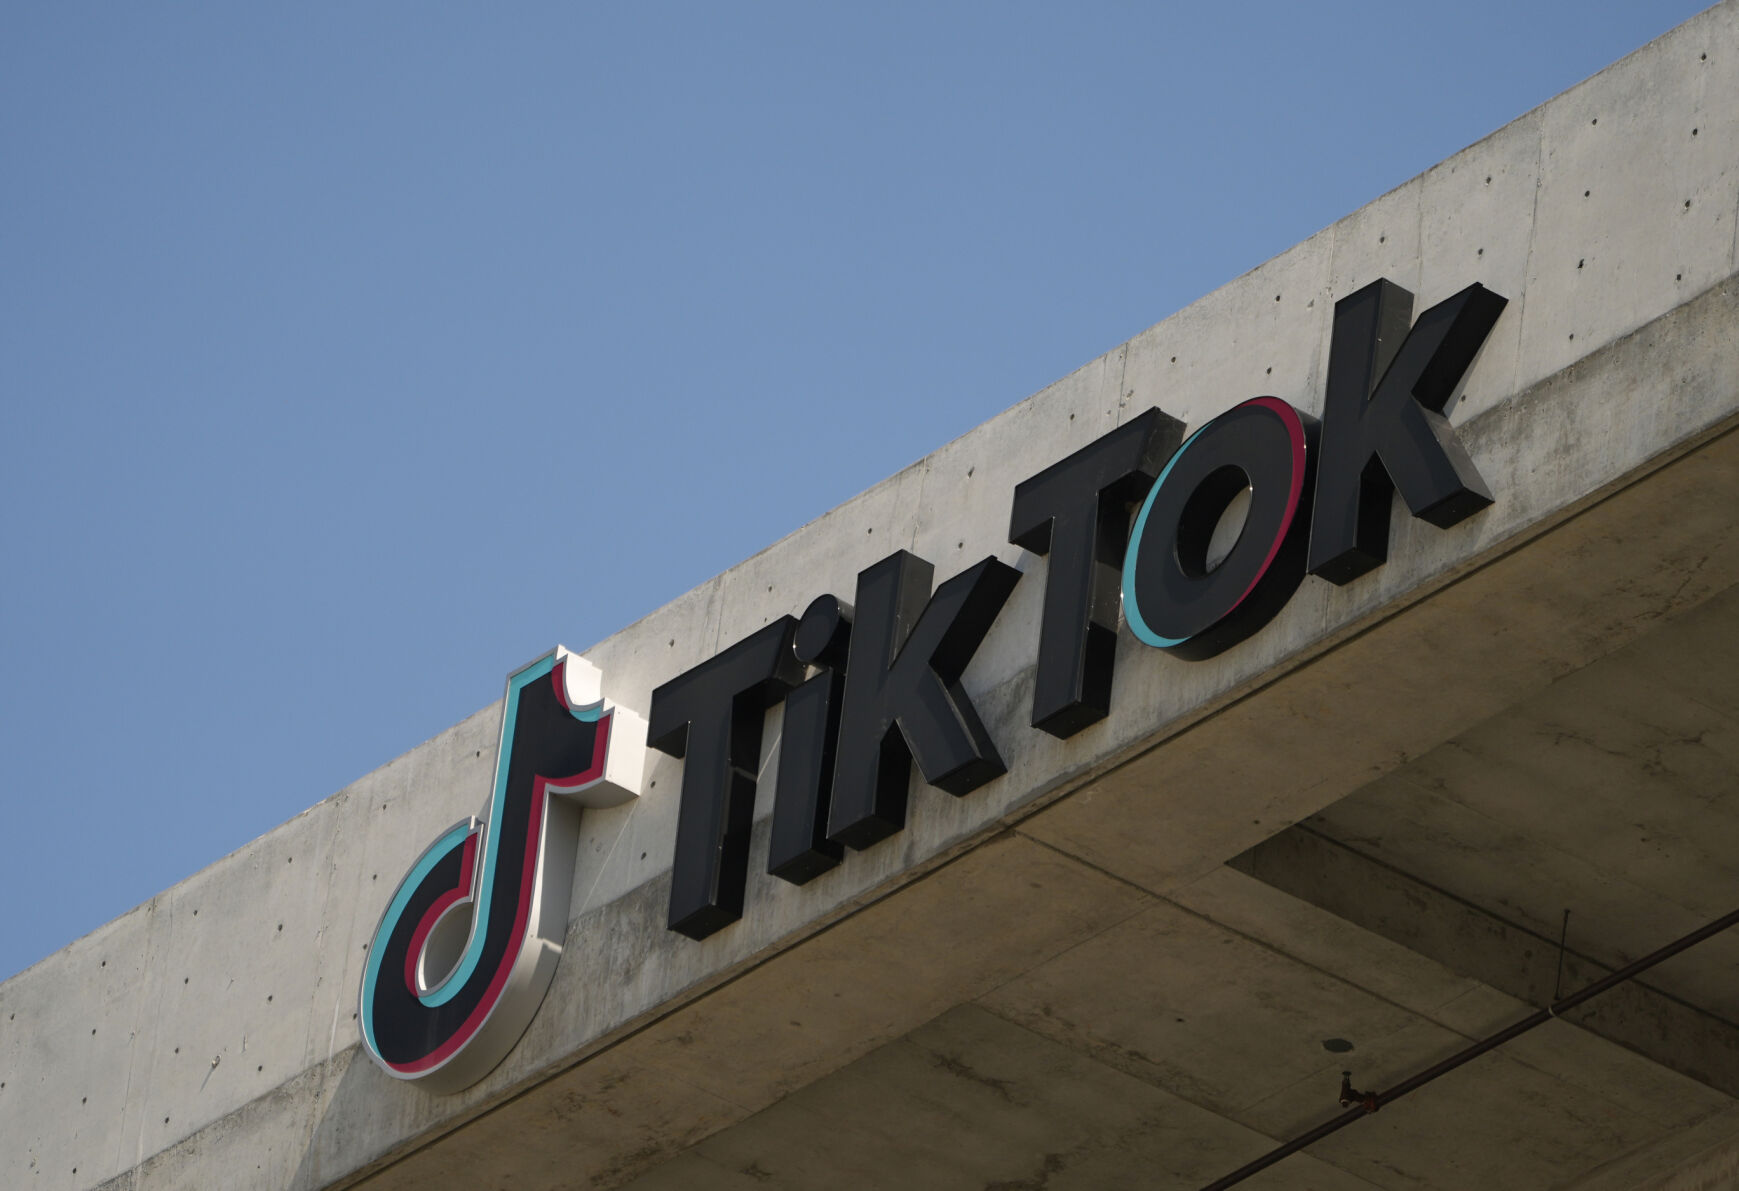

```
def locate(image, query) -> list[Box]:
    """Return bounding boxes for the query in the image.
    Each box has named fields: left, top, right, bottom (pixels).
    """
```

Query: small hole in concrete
left=287, top=857, right=292, bottom=864
left=1685, top=199, right=1693, bottom=209
left=183, top=977, right=189, bottom=984
left=640, top=852, right=647, bottom=860
left=1068, top=412, right=1075, bottom=420
left=1265, top=367, right=1272, bottom=375
left=1477, top=247, right=1484, bottom=256
left=1378, top=235, right=1385, bottom=244
left=1584, top=189, right=1591, bottom=197
left=101, top=960, right=105, bottom=967
left=1693, top=128, right=1699, bottom=136
left=267, top=995, right=274, bottom=1003
left=82, top=1097, right=86, bottom=1104
left=1702, top=52, right=1707, bottom=60
left=866, top=527, right=873, bottom=534
left=258, top=1065, right=263, bottom=1072
left=174, top=1048, right=179, bottom=1054
left=1484, top=175, right=1491, bottom=184
left=1170, top=356, right=1177, bottom=363
left=91, top=1028, right=96, bottom=1035
left=956, top=541, right=964, bottom=549
left=667, top=639, right=674, bottom=647
left=1578, top=259, right=1584, bottom=268
left=277, top=924, right=282, bottom=932
left=1591, top=117, right=1597, bottom=125
left=165, top=1117, right=170, bottom=1124
left=192, top=910, right=197, bottom=916
left=1569, top=333, right=1575, bottom=340
left=1677, top=273, right=1683, bottom=281
left=1274, top=294, right=1281, bottom=302
left=372, top=874, right=377, bottom=881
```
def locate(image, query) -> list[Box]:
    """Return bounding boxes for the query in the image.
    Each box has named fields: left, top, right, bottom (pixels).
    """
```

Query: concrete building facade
left=6, top=4, right=1739, bottom=1187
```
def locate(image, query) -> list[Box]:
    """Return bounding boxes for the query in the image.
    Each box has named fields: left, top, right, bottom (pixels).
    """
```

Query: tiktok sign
left=648, top=277, right=1506, bottom=939
left=361, top=277, right=1506, bottom=1093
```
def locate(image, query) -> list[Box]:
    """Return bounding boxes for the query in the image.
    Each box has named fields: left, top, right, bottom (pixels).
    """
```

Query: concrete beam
left=1229, top=825, right=1739, bottom=1098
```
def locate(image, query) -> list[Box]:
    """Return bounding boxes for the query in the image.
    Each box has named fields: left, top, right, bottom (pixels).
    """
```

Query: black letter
left=1308, top=279, right=1507, bottom=585
left=1122, top=398, right=1318, bottom=660
left=767, top=595, right=851, bottom=886
left=827, top=552, right=1021, bottom=850
left=1009, top=409, right=1183, bottom=737
left=649, top=619, right=803, bottom=940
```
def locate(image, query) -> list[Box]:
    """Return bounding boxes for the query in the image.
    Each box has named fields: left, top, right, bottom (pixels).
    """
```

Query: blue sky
left=0, top=2, right=1711, bottom=982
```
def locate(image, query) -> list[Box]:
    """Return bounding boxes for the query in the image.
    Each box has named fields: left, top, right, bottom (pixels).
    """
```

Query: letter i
left=768, top=594, right=851, bottom=884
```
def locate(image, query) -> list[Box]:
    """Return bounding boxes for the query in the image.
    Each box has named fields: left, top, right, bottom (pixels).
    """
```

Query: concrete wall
left=3, top=2, right=1737, bottom=1187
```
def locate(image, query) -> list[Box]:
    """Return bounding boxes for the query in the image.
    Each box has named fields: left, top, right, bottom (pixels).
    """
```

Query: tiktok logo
left=359, top=648, right=644, bottom=1093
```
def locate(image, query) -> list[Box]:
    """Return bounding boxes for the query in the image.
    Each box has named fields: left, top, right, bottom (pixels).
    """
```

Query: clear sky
left=0, top=2, right=1712, bottom=983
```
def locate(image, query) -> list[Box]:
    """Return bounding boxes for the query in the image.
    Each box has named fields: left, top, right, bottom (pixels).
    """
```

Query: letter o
left=1121, top=397, right=1318, bottom=660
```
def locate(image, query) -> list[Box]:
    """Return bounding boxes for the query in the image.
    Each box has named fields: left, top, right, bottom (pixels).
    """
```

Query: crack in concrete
left=929, top=1049, right=1019, bottom=1105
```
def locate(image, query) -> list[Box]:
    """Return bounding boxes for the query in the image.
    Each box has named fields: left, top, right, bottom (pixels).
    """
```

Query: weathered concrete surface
left=4, top=3, right=1738, bottom=1189
left=622, top=1005, right=1388, bottom=1191
left=604, top=867, right=1735, bottom=1190
left=1605, top=1130, right=1739, bottom=1191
